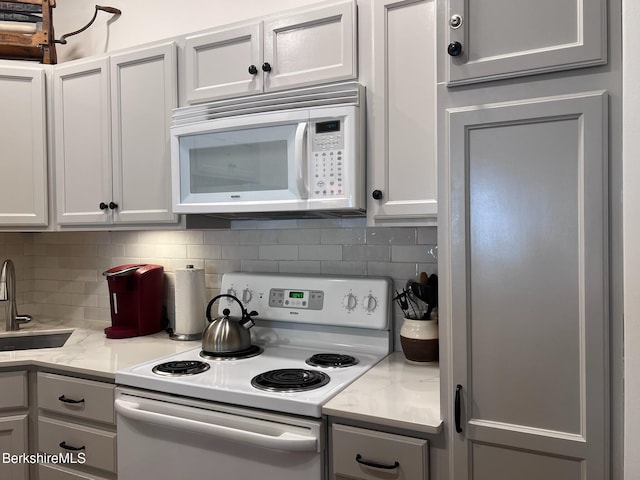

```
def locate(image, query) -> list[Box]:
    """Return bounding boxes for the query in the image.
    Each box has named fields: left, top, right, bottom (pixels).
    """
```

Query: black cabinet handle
left=248, top=64, right=258, bottom=75
left=448, top=41, right=463, bottom=57
left=372, top=189, right=383, bottom=200
left=355, top=454, right=399, bottom=470
left=261, top=62, right=272, bottom=72
left=455, top=384, right=463, bottom=433
left=58, top=395, right=85, bottom=404
left=99, top=202, right=108, bottom=210
left=59, top=441, right=86, bottom=451
left=108, top=201, right=118, bottom=210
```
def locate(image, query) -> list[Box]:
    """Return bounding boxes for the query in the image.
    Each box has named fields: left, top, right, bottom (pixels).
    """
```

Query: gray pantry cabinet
left=183, top=0, right=357, bottom=104
left=445, top=0, right=607, bottom=85
left=438, top=0, right=614, bottom=478
left=0, top=64, right=48, bottom=227
left=53, top=42, right=178, bottom=227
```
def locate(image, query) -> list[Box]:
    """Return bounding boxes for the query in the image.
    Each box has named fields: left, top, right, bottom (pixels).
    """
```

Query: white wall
left=53, top=0, right=324, bottom=62
left=623, top=1, right=639, bottom=478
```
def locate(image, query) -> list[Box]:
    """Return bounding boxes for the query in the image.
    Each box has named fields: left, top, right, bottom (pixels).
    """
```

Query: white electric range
left=115, top=272, right=392, bottom=480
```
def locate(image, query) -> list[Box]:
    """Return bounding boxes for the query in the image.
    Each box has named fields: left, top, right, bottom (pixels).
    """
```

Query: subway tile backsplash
left=0, top=219, right=437, bottom=349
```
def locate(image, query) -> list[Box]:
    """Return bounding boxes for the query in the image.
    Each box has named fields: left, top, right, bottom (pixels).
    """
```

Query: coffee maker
left=103, top=264, right=164, bottom=339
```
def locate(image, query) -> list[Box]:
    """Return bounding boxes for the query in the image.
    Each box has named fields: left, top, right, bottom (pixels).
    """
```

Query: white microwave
left=170, top=83, right=365, bottom=217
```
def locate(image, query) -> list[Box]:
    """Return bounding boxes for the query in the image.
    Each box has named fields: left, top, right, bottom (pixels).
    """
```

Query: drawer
left=0, top=371, right=28, bottom=410
left=38, top=372, right=115, bottom=424
left=332, top=424, right=428, bottom=480
left=39, top=463, right=111, bottom=480
left=38, top=416, right=116, bottom=474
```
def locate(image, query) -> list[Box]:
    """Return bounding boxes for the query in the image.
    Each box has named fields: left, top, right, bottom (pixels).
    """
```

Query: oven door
left=115, top=388, right=325, bottom=480
left=171, top=109, right=310, bottom=214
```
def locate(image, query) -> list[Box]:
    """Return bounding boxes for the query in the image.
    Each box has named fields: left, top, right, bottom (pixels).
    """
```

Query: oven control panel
left=269, top=289, right=324, bottom=310
left=220, top=272, right=391, bottom=330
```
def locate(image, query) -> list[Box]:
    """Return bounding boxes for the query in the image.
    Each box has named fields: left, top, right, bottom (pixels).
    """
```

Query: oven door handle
left=115, top=399, right=318, bottom=452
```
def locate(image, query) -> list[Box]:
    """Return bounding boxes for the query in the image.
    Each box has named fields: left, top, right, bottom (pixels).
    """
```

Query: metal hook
left=54, top=5, right=121, bottom=45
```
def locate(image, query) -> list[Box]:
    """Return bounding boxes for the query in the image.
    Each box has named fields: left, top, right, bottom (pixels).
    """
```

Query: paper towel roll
left=173, top=265, right=206, bottom=340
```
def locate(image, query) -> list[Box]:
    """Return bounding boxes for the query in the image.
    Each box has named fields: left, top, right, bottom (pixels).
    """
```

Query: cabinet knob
left=99, top=202, right=108, bottom=210
left=261, top=62, right=272, bottom=72
left=447, top=42, right=463, bottom=57
left=248, top=64, right=258, bottom=75
left=372, top=189, right=383, bottom=200
left=108, top=202, right=118, bottom=210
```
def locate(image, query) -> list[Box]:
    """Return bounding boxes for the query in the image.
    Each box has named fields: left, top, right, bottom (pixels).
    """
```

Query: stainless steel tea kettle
left=202, top=294, right=257, bottom=353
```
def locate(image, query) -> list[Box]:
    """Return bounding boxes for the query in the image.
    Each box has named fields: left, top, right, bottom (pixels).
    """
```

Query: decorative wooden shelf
left=0, top=0, right=56, bottom=64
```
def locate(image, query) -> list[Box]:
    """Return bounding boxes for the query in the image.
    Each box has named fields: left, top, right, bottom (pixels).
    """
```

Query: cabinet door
left=447, top=91, right=608, bottom=479
left=110, top=42, right=178, bottom=224
left=0, top=414, right=28, bottom=480
left=367, top=0, right=437, bottom=226
left=445, top=0, right=606, bottom=85
left=184, top=23, right=262, bottom=104
left=263, top=0, right=356, bottom=92
left=0, top=65, right=48, bottom=226
left=54, top=58, right=112, bottom=225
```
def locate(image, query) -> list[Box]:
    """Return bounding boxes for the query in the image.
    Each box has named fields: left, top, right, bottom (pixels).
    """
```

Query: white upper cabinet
left=54, top=42, right=178, bottom=226
left=367, top=0, right=437, bottom=226
left=54, top=57, right=112, bottom=225
left=110, top=44, right=178, bottom=224
left=0, top=64, right=48, bottom=227
left=445, top=0, right=607, bottom=85
left=184, top=0, right=357, bottom=104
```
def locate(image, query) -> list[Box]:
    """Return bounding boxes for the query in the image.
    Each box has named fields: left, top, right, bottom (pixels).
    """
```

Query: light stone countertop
left=323, top=352, right=442, bottom=434
left=0, top=318, right=200, bottom=380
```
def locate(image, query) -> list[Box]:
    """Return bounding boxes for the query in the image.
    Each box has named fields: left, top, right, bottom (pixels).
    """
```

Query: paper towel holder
left=170, top=264, right=206, bottom=341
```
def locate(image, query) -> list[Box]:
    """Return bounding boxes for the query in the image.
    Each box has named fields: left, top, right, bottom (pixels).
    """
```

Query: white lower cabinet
left=331, top=424, right=429, bottom=479
left=0, top=371, right=29, bottom=480
left=37, top=372, right=116, bottom=479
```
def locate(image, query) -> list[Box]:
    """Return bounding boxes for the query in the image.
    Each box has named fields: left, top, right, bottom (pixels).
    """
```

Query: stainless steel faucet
left=0, top=259, right=32, bottom=331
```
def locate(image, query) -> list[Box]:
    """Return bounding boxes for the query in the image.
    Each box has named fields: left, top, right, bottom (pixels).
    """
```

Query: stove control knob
left=363, top=294, right=378, bottom=313
left=242, top=288, right=253, bottom=304
left=226, top=287, right=237, bottom=301
left=343, top=293, right=358, bottom=311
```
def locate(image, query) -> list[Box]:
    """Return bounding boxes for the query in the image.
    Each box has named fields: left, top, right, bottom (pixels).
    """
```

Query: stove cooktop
left=116, top=343, right=383, bottom=417
left=116, top=272, right=393, bottom=418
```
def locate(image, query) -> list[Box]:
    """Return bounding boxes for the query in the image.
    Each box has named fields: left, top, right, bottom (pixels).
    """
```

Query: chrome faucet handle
left=16, top=314, right=32, bottom=325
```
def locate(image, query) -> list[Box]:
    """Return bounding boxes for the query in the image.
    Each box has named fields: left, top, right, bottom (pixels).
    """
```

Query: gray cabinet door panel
left=446, top=0, right=606, bottom=85
left=447, top=91, right=608, bottom=479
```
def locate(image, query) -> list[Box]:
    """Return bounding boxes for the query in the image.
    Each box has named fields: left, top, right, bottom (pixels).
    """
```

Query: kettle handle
left=205, top=294, right=247, bottom=323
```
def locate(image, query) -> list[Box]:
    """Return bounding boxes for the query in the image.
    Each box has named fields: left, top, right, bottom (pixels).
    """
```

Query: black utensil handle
left=455, top=384, right=463, bottom=433
left=58, top=395, right=85, bottom=404
left=59, top=441, right=86, bottom=451
left=355, top=454, right=399, bottom=470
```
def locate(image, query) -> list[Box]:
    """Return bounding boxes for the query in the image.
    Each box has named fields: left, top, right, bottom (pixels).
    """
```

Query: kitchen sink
left=0, top=330, right=73, bottom=351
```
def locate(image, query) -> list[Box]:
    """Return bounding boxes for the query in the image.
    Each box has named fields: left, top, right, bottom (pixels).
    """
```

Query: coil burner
left=305, top=353, right=359, bottom=368
left=251, top=369, right=330, bottom=392
left=152, top=360, right=210, bottom=376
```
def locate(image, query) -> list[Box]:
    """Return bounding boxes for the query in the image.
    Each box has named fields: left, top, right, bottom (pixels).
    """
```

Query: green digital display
left=289, top=291, right=304, bottom=299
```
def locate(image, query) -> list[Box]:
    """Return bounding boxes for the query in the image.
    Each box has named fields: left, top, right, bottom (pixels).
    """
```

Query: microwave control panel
left=310, top=119, right=346, bottom=198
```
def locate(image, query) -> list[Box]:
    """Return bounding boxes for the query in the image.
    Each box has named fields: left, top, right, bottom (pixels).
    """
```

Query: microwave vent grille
left=172, top=82, right=364, bottom=127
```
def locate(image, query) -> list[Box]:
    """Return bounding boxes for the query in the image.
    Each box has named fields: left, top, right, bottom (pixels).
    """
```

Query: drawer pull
left=355, top=454, right=400, bottom=470
left=58, top=395, right=85, bottom=405
left=59, top=441, right=86, bottom=452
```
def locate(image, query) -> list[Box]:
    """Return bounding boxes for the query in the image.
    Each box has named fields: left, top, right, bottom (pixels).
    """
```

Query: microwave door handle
left=294, top=122, right=308, bottom=199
